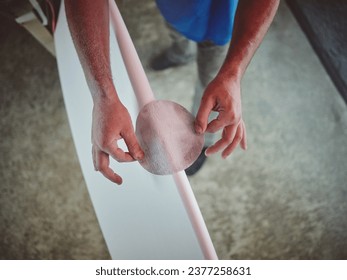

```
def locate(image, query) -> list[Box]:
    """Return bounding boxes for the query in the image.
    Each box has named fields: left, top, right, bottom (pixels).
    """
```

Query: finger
left=121, top=129, right=144, bottom=160
left=95, top=149, right=123, bottom=185
left=205, top=138, right=228, bottom=156
left=194, top=96, right=215, bottom=134
left=226, top=123, right=239, bottom=148
left=240, top=121, right=247, bottom=150
left=222, top=124, right=243, bottom=158
left=205, top=124, right=238, bottom=156
left=206, top=110, right=233, bottom=133
left=105, top=143, right=135, bottom=163
left=206, top=118, right=224, bottom=133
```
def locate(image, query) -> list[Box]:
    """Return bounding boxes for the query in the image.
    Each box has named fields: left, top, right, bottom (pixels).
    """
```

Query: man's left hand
left=194, top=75, right=247, bottom=158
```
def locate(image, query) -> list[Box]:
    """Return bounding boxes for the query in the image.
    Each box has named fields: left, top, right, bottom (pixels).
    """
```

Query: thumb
left=195, top=96, right=214, bottom=134
left=122, top=128, right=144, bottom=161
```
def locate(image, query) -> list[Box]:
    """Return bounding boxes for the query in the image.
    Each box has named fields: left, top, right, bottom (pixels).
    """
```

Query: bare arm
left=65, top=0, right=113, bottom=98
left=65, top=0, right=144, bottom=184
left=195, top=0, right=280, bottom=157
left=220, top=0, right=280, bottom=79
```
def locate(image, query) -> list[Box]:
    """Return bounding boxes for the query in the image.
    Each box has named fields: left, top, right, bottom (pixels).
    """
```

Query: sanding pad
left=136, top=100, right=204, bottom=175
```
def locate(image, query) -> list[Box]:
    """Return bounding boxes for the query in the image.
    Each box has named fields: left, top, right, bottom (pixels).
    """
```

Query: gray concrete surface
left=1, top=1, right=346, bottom=259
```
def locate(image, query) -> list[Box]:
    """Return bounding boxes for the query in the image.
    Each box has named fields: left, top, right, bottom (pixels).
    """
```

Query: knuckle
left=228, top=111, right=237, bottom=122
left=222, top=130, right=232, bottom=142
left=98, top=166, right=107, bottom=174
left=235, top=135, right=242, bottom=142
left=235, top=131, right=243, bottom=141
left=127, top=141, right=138, bottom=151
left=98, top=139, right=109, bottom=150
left=224, top=134, right=233, bottom=142
left=121, top=129, right=132, bottom=138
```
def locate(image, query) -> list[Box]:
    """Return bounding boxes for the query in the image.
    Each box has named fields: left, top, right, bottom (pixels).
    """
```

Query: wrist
left=215, top=68, right=241, bottom=94
left=218, top=63, right=242, bottom=84
left=88, top=77, right=120, bottom=104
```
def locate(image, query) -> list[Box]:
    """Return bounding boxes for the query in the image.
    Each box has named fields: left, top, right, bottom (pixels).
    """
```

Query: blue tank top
left=156, top=0, right=239, bottom=45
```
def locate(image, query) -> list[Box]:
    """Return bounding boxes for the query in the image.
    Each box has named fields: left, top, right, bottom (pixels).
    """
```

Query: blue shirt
left=156, top=0, right=239, bottom=45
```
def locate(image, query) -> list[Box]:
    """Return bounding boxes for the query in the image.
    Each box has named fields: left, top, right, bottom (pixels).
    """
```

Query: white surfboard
left=54, top=1, right=217, bottom=260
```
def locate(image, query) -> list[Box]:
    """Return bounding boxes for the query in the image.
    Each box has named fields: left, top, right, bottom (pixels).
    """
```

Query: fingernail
left=136, top=151, right=145, bottom=160
left=195, top=124, right=203, bottom=134
left=115, top=176, right=123, bottom=185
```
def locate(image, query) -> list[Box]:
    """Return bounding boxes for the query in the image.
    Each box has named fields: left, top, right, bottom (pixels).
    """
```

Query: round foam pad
left=136, top=100, right=204, bottom=175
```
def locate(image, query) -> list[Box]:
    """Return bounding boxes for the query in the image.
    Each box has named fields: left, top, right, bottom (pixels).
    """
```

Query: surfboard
left=54, top=0, right=217, bottom=260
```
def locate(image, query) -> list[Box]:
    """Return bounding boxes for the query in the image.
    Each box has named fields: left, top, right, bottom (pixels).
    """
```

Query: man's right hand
left=91, top=94, right=144, bottom=185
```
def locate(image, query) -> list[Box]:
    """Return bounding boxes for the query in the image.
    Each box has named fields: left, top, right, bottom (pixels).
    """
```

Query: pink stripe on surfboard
left=108, top=0, right=218, bottom=260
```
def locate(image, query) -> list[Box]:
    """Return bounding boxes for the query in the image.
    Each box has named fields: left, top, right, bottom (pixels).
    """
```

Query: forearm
left=219, top=0, right=280, bottom=82
left=65, top=0, right=117, bottom=102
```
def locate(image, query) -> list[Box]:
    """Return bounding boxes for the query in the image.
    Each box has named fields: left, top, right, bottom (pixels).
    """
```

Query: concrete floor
left=1, top=1, right=347, bottom=259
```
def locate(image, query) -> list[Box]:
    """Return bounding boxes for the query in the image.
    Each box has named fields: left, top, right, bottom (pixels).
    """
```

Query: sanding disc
left=136, top=100, right=204, bottom=175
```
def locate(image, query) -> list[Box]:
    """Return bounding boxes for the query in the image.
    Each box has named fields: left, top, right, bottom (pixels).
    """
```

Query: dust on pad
left=136, top=100, right=204, bottom=175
